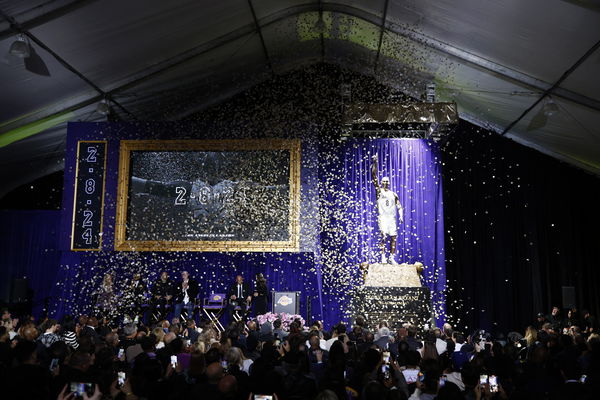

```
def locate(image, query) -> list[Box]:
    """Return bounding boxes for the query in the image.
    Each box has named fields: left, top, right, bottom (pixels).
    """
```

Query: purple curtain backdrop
left=0, top=210, right=62, bottom=316
left=320, top=139, right=446, bottom=324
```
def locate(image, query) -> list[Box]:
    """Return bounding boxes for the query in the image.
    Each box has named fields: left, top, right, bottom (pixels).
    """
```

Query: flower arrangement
left=255, top=312, right=305, bottom=331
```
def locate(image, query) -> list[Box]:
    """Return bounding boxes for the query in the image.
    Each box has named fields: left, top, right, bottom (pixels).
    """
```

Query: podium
left=272, top=291, right=300, bottom=315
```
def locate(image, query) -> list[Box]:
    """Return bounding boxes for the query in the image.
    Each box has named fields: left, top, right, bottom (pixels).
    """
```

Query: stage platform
left=353, top=262, right=432, bottom=329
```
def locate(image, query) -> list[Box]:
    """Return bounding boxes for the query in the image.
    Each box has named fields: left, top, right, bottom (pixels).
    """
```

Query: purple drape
left=0, top=210, right=62, bottom=316
left=320, top=139, right=446, bottom=324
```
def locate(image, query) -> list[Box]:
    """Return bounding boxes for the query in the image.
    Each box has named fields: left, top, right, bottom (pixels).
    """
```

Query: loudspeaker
left=562, top=286, right=576, bottom=310
left=10, top=278, right=30, bottom=303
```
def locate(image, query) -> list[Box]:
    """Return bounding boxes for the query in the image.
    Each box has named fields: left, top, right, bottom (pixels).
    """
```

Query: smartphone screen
left=70, top=382, right=92, bottom=397
left=117, top=371, right=126, bottom=388
left=479, top=374, right=488, bottom=386
left=275, top=339, right=281, bottom=346
left=381, top=364, right=390, bottom=379
left=49, top=358, right=59, bottom=371
left=439, top=375, right=447, bottom=387
left=170, top=355, right=178, bottom=367
left=253, top=396, right=273, bottom=400
left=489, top=375, right=498, bottom=392
left=579, top=374, right=587, bottom=384
left=402, top=369, right=419, bottom=384
left=221, top=360, right=228, bottom=369
left=118, top=348, right=124, bottom=359
left=383, top=351, right=390, bottom=364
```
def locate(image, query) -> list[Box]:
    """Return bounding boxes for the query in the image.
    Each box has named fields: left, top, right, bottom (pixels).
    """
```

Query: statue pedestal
left=363, top=262, right=421, bottom=287
left=354, top=262, right=431, bottom=328
left=352, top=286, right=432, bottom=329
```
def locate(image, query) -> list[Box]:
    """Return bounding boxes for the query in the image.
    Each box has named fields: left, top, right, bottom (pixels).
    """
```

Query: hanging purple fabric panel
left=320, top=138, right=446, bottom=324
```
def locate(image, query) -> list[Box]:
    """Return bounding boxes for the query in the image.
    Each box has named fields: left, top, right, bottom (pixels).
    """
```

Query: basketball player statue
left=371, top=154, right=404, bottom=264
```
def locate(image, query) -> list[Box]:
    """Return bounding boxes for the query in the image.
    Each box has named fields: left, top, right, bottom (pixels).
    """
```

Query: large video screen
left=115, top=140, right=300, bottom=252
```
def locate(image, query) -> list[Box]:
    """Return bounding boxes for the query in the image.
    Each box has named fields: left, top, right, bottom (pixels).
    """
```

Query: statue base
left=352, top=286, right=432, bottom=329
left=362, top=262, right=422, bottom=287
left=354, top=262, right=431, bottom=328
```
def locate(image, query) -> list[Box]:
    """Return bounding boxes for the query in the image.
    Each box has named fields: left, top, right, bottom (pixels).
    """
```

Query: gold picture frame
left=115, top=139, right=301, bottom=252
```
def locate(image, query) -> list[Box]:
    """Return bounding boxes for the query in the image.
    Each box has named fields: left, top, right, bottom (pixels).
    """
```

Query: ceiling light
left=96, top=99, right=110, bottom=116
left=9, top=34, right=30, bottom=58
left=543, top=98, right=559, bottom=117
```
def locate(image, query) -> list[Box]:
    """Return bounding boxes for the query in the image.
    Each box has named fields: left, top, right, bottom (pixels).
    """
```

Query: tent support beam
left=501, top=38, right=600, bottom=135
left=0, top=0, right=100, bottom=41
left=373, top=0, right=389, bottom=72
left=248, top=0, right=273, bottom=74
left=0, top=8, right=136, bottom=119
left=3, top=2, right=600, bottom=135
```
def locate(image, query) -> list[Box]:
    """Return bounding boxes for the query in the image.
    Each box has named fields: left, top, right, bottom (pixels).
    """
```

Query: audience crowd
left=0, top=306, right=598, bottom=400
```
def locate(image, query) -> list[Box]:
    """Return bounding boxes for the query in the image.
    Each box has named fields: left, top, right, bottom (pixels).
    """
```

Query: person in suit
left=150, top=271, right=173, bottom=323
left=252, top=272, right=269, bottom=316
left=123, top=273, right=147, bottom=320
left=228, top=275, right=252, bottom=321
left=173, top=271, right=200, bottom=322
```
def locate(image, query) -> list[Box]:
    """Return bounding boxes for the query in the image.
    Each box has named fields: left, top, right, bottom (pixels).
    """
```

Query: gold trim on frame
left=114, top=139, right=301, bottom=252
left=70, top=140, right=108, bottom=251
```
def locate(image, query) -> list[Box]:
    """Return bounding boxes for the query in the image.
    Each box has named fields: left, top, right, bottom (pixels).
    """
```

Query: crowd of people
left=0, top=304, right=598, bottom=400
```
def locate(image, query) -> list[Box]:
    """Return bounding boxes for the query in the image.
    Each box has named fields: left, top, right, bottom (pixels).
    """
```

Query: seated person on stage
left=123, top=273, right=147, bottom=320
left=174, top=270, right=199, bottom=321
left=150, top=271, right=173, bottom=323
left=228, top=274, right=252, bottom=320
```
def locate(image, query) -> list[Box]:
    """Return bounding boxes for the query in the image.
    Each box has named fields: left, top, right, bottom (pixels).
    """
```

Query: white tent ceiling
left=1, top=0, right=599, bottom=196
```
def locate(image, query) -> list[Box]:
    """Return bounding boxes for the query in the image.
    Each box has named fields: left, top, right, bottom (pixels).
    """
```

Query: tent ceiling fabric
left=0, top=0, right=599, bottom=197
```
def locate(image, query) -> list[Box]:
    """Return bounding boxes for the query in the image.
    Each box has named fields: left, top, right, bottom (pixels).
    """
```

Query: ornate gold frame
left=115, top=139, right=301, bottom=252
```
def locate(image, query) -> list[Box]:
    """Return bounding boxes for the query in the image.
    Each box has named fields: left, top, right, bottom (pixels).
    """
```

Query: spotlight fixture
left=543, top=98, right=559, bottom=117
left=9, top=34, right=30, bottom=58
left=96, top=99, right=111, bottom=116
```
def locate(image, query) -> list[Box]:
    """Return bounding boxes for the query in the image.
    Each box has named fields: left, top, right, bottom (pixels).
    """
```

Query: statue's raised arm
left=371, top=154, right=380, bottom=194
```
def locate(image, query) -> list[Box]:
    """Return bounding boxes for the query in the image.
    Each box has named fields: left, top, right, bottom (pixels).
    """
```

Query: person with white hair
left=374, top=326, right=392, bottom=349
left=371, top=154, right=404, bottom=265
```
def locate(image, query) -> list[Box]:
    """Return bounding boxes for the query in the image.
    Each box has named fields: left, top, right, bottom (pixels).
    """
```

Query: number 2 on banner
left=175, top=187, right=187, bottom=205
left=86, top=146, right=97, bottom=162
left=82, top=210, right=93, bottom=227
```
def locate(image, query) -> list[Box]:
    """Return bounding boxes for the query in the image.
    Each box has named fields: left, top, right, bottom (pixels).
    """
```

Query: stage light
left=543, top=98, right=559, bottom=117
left=9, top=34, right=30, bottom=58
left=96, top=99, right=111, bottom=116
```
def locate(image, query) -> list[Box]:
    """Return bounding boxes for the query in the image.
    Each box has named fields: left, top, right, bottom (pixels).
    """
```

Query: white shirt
left=436, top=338, right=447, bottom=355
left=324, top=337, right=338, bottom=351
left=242, top=358, right=254, bottom=374
left=183, top=280, right=189, bottom=303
